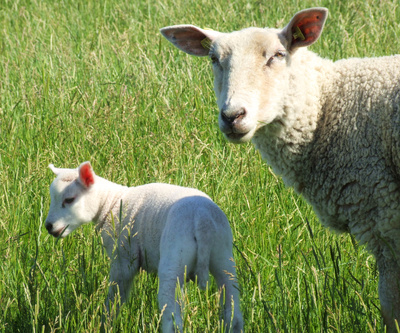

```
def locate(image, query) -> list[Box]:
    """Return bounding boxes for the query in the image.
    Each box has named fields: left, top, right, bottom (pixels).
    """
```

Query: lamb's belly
left=138, top=239, right=162, bottom=273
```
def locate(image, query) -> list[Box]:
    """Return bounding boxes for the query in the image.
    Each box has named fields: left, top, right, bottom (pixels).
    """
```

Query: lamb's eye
left=62, top=197, right=75, bottom=208
left=210, top=54, right=219, bottom=65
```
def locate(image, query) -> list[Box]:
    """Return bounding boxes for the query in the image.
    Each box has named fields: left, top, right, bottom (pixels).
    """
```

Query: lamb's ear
left=49, top=164, right=59, bottom=175
left=160, top=25, right=222, bottom=56
left=78, top=162, right=95, bottom=188
left=49, top=164, right=70, bottom=175
left=281, top=7, right=328, bottom=53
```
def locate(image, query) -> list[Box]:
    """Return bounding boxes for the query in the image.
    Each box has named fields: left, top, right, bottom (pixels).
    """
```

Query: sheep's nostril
left=45, top=222, right=53, bottom=232
left=235, top=108, right=246, bottom=121
left=221, top=111, right=232, bottom=124
left=221, top=107, right=247, bottom=125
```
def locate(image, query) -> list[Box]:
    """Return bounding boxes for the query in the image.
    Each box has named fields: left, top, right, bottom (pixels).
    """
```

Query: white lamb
left=45, top=162, right=243, bottom=332
left=161, top=7, right=400, bottom=331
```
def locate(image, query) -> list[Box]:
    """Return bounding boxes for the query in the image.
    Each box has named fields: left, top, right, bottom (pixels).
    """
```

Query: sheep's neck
left=252, top=54, right=331, bottom=192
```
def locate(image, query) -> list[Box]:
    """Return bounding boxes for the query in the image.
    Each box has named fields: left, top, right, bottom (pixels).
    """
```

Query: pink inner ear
left=161, top=25, right=219, bottom=56
left=79, top=163, right=94, bottom=187
left=294, top=15, right=323, bottom=44
left=287, top=8, right=327, bottom=51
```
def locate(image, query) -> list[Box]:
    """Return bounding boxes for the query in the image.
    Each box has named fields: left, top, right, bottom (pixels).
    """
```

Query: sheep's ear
left=78, top=162, right=95, bottom=188
left=160, top=25, right=222, bottom=56
left=281, top=7, right=328, bottom=53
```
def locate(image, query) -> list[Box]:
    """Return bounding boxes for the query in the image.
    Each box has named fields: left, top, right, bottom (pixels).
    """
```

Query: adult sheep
left=161, top=7, right=400, bottom=331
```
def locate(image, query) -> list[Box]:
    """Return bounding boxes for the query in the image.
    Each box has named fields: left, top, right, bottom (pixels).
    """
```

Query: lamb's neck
left=93, top=177, right=128, bottom=232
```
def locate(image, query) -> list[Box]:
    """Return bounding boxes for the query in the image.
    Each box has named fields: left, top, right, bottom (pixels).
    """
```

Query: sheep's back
left=304, top=55, right=400, bottom=255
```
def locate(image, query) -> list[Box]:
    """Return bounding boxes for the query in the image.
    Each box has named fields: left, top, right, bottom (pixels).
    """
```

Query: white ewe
left=161, top=7, right=400, bottom=331
left=45, top=162, right=243, bottom=333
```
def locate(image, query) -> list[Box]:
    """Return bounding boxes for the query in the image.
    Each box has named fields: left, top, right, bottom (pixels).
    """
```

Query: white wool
left=45, top=162, right=243, bottom=333
left=161, top=7, right=400, bottom=331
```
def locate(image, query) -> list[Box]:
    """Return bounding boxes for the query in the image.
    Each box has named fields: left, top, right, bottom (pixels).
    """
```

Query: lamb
left=160, top=7, right=400, bottom=331
left=44, top=161, right=243, bottom=333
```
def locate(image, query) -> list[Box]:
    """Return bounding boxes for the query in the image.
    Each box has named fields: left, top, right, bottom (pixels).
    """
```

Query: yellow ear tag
left=293, top=26, right=305, bottom=41
left=201, top=37, right=212, bottom=50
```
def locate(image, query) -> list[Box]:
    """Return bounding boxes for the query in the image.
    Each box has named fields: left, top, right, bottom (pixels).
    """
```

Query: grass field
left=1, top=0, right=400, bottom=332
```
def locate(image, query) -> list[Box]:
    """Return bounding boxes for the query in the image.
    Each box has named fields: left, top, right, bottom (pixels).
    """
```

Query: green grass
left=1, top=0, right=400, bottom=331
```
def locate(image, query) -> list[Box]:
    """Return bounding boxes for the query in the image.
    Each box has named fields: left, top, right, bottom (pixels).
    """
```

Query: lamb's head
left=45, top=162, right=97, bottom=238
left=161, top=7, right=328, bottom=143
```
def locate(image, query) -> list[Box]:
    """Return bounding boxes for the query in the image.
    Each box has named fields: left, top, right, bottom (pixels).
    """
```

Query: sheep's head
left=45, top=162, right=97, bottom=238
left=161, top=7, right=327, bottom=143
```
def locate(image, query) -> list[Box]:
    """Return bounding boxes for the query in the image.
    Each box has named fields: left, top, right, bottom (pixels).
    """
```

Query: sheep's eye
left=266, top=51, right=286, bottom=67
left=275, top=51, right=286, bottom=59
left=62, top=197, right=75, bottom=207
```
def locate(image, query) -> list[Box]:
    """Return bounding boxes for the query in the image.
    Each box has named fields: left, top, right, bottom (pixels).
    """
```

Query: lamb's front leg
left=378, top=255, right=400, bottom=332
left=104, top=247, right=139, bottom=320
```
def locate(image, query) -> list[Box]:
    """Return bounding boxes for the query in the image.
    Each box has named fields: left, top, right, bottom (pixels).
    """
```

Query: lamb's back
left=117, top=183, right=214, bottom=270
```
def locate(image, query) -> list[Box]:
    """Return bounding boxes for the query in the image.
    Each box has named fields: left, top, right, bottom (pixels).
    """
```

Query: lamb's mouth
left=51, top=225, right=68, bottom=238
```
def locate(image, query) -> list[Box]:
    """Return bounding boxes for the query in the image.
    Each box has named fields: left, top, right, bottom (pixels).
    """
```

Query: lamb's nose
left=45, top=222, right=53, bottom=232
left=221, top=107, right=246, bottom=126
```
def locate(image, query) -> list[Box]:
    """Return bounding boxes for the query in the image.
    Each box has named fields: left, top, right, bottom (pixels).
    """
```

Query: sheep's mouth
left=219, top=115, right=255, bottom=142
left=226, top=132, right=246, bottom=140
left=224, top=131, right=252, bottom=143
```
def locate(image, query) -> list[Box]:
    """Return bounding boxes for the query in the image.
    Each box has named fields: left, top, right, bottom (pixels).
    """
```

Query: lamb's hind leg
left=158, top=244, right=197, bottom=333
left=377, top=255, right=400, bottom=332
left=211, top=251, right=243, bottom=332
left=158, top=270, right=184, bottom=333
